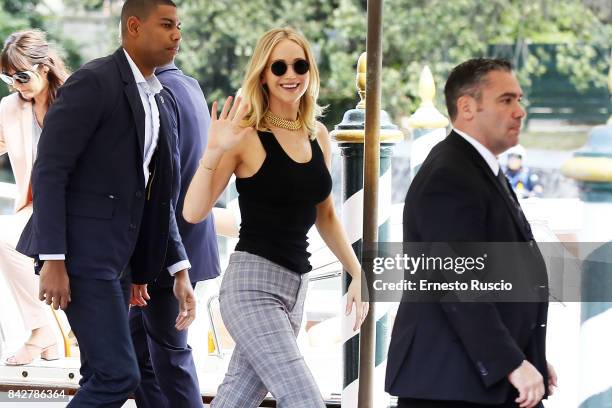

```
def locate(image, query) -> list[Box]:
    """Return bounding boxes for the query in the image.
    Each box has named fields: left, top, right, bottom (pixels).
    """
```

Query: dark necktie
left=497, top=169, right=534, bottom=240
left=498, top=169, right=517, bottom=198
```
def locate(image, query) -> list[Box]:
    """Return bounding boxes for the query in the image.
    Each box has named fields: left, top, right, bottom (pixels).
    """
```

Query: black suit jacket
left=17, top=48, right=187, bottom=284
left=385, top=131, right=549, bottom=404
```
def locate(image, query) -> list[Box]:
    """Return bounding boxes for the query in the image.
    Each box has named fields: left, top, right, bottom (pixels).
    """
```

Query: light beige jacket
left=0, top=92, right=36, bottom=213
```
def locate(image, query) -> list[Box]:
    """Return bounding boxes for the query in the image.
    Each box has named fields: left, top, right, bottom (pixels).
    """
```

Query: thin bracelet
left=199, top=159, right=216, bottom=172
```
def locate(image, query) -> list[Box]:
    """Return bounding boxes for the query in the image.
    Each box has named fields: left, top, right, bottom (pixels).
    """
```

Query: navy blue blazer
left=154, top=64, right=220, bottom=287
left=17, top=48, right=187, bottom=285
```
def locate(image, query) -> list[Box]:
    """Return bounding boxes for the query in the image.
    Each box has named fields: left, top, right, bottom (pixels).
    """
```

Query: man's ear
left=125, top=16, right=141, bottom=37
left=456, top=95, right=476, bottom=121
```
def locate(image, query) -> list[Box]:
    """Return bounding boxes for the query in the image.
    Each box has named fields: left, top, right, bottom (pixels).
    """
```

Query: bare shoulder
left=315, top=121, right=331, bottom=152
left=234, top=127, right=261, bottom=158
left=239, top=127, right=260, bottom=147
left=234, top=127, right=266, bottom=177
left=315, top=121, right=330, bottom=140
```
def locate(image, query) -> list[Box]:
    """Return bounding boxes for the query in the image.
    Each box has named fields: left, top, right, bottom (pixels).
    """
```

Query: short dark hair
left=120, top=0, right=177, bottom=37
left=444, top=58, right=512, bottom=121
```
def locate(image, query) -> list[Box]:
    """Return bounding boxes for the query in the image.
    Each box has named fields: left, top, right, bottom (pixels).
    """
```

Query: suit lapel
left=448, top=131, right=530, bottom=241
left=156, top=93, right=172, bottom=170
left=124, top=86, right=145, bottom=158
left=114, top=48, right=145, bottom=159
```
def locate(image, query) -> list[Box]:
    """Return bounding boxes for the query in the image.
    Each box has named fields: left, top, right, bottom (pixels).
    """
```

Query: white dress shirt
left=32, top=115, right=42, bottom=161
left=41, top=49, right=190, bottom=276
left=123, top=49, right=162, bottom=187
left=453, top=128, right=500, bottom=176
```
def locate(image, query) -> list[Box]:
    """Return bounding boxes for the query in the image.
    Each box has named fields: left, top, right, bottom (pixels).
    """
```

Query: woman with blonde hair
left=183, top=27, right=368, bottom=407
left=0, top=29, right=70, bottom=365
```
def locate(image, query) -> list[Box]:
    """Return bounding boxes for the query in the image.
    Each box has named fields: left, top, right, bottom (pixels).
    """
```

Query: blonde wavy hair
left=240, top=27, right=323, bottom=140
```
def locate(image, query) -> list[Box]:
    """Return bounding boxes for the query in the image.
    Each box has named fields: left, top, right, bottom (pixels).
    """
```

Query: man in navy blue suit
left=128, top=61, right=221, bottom=407
left=17, top=1, right=196, bottom=407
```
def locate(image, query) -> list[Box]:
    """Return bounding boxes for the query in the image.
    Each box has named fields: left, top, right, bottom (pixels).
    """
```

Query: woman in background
left=0, top=29, right=70, bottom=365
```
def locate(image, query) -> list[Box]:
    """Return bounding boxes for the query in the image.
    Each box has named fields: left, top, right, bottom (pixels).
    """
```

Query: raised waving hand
left=207, top=96, right=252, bottom=152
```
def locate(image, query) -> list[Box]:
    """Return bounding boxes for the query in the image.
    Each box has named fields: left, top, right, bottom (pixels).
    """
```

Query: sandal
left=4, top=342, right=59, bottom=366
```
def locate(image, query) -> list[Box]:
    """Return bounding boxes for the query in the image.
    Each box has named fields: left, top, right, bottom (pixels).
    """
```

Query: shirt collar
left=155, top=62, right=178, bottom=75
left=453, top=127, right=500, bottom=176
left=123, top=48, right=163, bottom=95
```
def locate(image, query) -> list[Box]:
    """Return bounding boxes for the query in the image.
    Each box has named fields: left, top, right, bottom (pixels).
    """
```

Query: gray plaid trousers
left=211, top=251, right=325, bottom=408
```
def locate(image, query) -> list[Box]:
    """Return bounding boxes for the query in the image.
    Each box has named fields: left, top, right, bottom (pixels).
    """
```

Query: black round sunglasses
left=269, top=59, right=309, bottom=77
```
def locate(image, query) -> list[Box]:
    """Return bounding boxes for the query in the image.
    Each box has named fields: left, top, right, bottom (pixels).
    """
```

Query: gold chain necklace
left=264, top=110, right=302, bottom=131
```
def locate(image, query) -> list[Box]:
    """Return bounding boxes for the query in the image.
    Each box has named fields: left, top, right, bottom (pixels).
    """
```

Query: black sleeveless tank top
left=235, top=130, right=333, bottom=274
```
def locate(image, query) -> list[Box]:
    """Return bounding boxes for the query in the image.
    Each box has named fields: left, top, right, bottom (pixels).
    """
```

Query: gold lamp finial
left=406, top=65, right=449, bottom=129
left=419, top=66, right=436, bottom=108
left=356, top=52, right=367, bottom=109
left=330, top=50, right=404, bottom=144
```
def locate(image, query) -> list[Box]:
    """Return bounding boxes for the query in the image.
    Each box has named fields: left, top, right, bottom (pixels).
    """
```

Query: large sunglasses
left=269, top=59, right=309, bottom=76
left=0, top=64, right=39, bottom=86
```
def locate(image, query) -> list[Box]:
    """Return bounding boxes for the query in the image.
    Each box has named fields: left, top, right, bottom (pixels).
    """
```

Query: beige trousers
left=0, top=204, right=48, bottom=331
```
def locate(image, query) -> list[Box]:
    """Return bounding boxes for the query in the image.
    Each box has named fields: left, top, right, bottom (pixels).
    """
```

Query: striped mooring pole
left=562, top=122, right=612, bottom=408
left=330, top=52, right=403, bottom=408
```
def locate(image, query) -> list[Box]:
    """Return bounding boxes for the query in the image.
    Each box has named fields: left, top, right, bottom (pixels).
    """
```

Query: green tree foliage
left=382, top=0, right=611, bottom=117
left=2, top=0, right=41, bottom=18
left=0, top=0, right=43, bottom=39
left=175, top=0, right=610, bottom=126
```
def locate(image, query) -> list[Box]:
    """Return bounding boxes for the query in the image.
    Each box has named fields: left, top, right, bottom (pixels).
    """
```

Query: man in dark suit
left=385, top=58, right=557, bottom=408
left=128, top=61, right=221, bottom=408
left=16, top=1, right=196, bottom=406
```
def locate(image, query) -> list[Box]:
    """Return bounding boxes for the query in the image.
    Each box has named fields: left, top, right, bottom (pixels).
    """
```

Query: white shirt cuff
left=167, top=260, right=191, bottom=276
left=39, top=254, right=66, bottom=260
